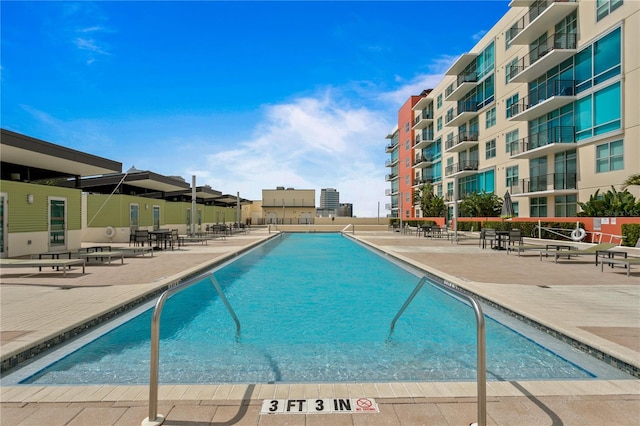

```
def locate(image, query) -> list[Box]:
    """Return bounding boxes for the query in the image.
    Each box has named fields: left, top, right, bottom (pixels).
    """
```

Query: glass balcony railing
left=508, top=80, right=576, bottom=117
left=509, top=126, right=575, bottom=155
left=444, top=160, right=479, bottom=176
left=509, top=172, right=577, bottom=194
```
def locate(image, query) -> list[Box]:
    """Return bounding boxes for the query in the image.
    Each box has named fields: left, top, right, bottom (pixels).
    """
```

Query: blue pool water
left=17, top=233, right=619, bottom=385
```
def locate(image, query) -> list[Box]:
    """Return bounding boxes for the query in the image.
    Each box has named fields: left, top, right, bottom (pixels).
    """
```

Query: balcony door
left=49, top=197, right=66, bottom=250
left=0, top=193, right=6, bottom=258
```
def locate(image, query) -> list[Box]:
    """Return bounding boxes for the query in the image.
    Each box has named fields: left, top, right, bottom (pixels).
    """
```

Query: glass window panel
left=594, top=82, right=620, bottom=126
left=594, top=28, right=621, bottom=77
left=596, top=158, right=608, bottom=173
left=575, top=97, right=592, bottom=133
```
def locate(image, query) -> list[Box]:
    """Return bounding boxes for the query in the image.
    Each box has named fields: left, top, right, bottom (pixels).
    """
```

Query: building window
left=485, top=107, right=496, bottom=129
left=505, top=94, right=519, bottom=118
left=506, top=129, right=519, bottom=154
left=130, top=204, right=139, bottom=227
left=576, top=81, right=622, bottom=141
left=437, top=94, right=443, bottom=109
left=596, top=140, right=624, bottom=173
left=485, top=139, right=496, bottom=159
left=512, top=201, right=519, bottom=217
left=405, top=122, right=410, bottom=133
left=597, top=0, right=623, bottom=21
left=405, top=139, right=410, bottom=150
left=437, top=117, right=443, bottom=131
left=405, top=175, right=410, bottom=185
left=555, top=195, right=577, bottom=217
left=406, top=158, right=410, bottom=168
left=505, top=57, right=519, bottom=84
left=530, top=197, right=548, bottom=217
left=506, top=166, right=519, bottom=189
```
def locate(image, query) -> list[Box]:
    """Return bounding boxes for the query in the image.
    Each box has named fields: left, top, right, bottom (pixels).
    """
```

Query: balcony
left=510, top=126, right=576, bottom=159
left=385, top=140, right=398, bottom=153
left=445, top=101, right=482, bottom=127
left=445, top=160, right=479, bottom=178
left=413, top=153, right=440, bottom=169
left=445, top=53, right=478, bottom=76
left=508, top=80, right=576, bottom=121
left=413, top=176, right=436, bottom=187
left=508, top=0, right=578, bottom=46
left=412, top=95, right=433, bottom=111
left=413, top=130, right=435, bottom=150
left=385, top=173, right=398, bottom=182
left=444, top=190, right=474, bottom=203
left=507, top=33, right=577, bottom=83
left=385, top=188, right=398, bottom=196
left=385, top=157, right=399, bottom=167
left=412, top=110, right=434, bottom=130
left=509, top=0, right=536, bottom=7
left=444, top=72, right=479, bottom=102
left=445, top=131, right=479, bottom=153
left=510, top=173, right=578, bottom=196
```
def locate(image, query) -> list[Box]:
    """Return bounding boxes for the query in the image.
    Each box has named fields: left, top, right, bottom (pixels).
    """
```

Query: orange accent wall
left=397, top=95, right=423, bottom=219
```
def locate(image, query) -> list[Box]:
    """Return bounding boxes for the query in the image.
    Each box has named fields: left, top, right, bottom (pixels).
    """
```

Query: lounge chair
left=599, top=257, right=640, bottom=277
left=540, top=242, right=618, bottom=264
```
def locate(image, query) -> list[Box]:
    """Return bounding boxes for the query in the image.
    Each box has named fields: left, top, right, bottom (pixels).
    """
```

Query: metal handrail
left=142, top=272, right=240, bottom=426
left=388, top=276, right=486, bottom=426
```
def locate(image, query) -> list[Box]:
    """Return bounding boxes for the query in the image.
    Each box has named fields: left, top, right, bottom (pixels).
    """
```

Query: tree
left=458, top=190, right=502, bottom=217
left=623, top=173, right=640, bottom=188
left=413, top=182, right=445, bottom=217
left=577, top=186, right=640, bottom=217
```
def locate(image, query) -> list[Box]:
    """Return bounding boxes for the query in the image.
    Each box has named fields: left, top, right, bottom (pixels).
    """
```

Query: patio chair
left=507, top=229, right=523, bottom=248
left=479, top=228, right=497, bottom=249
left=133, top=229, right=151, bottom=247
left=169, top=229, right=181, bottom=250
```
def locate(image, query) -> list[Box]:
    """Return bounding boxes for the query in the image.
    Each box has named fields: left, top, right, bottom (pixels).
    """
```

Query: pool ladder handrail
left=142, top=273, right=240, bottom=426
left=388, top=276, right=486, bottom=426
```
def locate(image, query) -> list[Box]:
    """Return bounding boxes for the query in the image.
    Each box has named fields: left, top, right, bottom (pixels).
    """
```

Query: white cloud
left=201, top=92, right=391, bottom=217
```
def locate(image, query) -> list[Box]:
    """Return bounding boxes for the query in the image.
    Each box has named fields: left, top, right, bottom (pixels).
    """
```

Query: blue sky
left=1, top=1, right=509, bottom=216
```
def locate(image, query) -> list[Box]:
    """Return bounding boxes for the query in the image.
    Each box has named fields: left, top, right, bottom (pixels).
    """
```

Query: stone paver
left=1, top=228, right=639, bottom=425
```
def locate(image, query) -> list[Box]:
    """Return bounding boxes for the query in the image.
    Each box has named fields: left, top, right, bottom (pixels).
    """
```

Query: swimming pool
left=10, top=233, right=631, bottom=385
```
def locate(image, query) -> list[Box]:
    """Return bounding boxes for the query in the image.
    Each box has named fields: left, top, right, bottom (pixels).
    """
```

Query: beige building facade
left=387, top=0, right=639, bottom=219
left=261, top=188, right=316, bottom=224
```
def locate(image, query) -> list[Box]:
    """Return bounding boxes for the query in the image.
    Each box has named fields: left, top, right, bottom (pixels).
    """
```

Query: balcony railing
left=509, top=172, right=577, bottom=195
left=385, top=141, right=398, bottom=153
left=385, top=173, right=398, bottom=181
left=444, top=131, right=479, bottom=152
left=508, top=0, right=578, bottom=45
left=509, top=126, right=575, bottom=156
left=413, top=110, right=434, bottom=126
left=506, top=33, right=577, bottom=83
left=414, top=176, right=436, bottom=186
left=385, top=157, right=399, bottom=167
left=445, top=101, right=481, bottom=124
left=508, top=79, right=576, bottom=119
left=414, top=153, right=440, bottom=167
left=414, top=130, right=435, bottom=147
left=445, top=160, right=479, bottom=176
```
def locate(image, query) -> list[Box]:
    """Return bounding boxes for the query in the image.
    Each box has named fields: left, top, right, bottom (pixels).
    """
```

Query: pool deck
left=1, top=228, right=639, bottom=425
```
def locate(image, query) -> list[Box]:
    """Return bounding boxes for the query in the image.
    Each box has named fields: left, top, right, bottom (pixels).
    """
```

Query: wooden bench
left=76, top=251, right=124, bottom=265
left=0, top=258, right=85, bottom=277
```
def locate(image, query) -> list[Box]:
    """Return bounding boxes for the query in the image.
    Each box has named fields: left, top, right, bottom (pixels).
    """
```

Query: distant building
left=337, top=203, right=353, bottom=217
left=318, top=188, right=339, bottom=217
left=261, top=187, right=315, bottom=224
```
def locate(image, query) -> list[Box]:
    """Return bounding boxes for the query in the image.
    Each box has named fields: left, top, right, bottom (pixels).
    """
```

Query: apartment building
left=385, top=0, right=639, bottom=220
